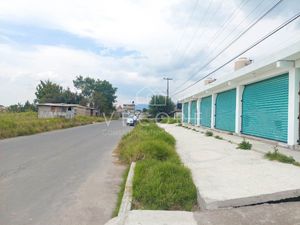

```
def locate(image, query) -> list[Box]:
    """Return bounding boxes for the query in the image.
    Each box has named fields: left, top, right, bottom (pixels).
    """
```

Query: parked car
left=126, top=115, right=135, bottom=126
left=126, top=114, right=138, bottom=126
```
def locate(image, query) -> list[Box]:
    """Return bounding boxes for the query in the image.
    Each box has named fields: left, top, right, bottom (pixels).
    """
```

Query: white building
left=181, top=41, right=300, bottom=149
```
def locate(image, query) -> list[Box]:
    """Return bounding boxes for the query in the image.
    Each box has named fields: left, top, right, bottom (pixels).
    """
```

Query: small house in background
left=123, top=102, right=135, bottom=114
left=0, top=105, right=6, bottom=112
left=37, top=103, right=98, bottom=119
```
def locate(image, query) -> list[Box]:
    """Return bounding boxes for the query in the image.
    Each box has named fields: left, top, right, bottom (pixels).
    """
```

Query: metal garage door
left=183, top=102, right=189, bottom=123
left=215, top=89, right=236, bottom=132
left=190, top=100, right=197, bottom=125
left=200, top=96, right=212, bottom=127
left=242, top=73, right=289, bottom=142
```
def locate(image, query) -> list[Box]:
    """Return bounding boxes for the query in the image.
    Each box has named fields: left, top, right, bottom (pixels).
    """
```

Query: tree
left=35, top=80, right=87, bottom=105
left=35, top=80, right=64, bottom=103
left=148, top=95, right=175, bottom=118
left=73, top=76, right=117, bottom=113
left=7, top=101, right=37, bottom=112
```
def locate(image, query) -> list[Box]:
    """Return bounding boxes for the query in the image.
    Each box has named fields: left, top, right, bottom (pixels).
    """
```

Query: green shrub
left=237, top=138, right=252, bottom=150
left=133, top=160, right=197, bottom=211
left=205, top=131, right=213, bottom=136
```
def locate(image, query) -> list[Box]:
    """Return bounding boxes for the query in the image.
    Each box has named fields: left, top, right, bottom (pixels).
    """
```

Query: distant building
left=123, top=103, right=135, bottom=114
left=116, top=105, right=123, bottom=117
left=37, top=103, right=97, bottom=119
left=0, top=105, right=6, bottom=112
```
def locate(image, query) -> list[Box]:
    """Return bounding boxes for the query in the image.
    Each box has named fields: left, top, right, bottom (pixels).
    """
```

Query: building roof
left=37, top=103, right=94, bottom=109
left=180, top=40, right=300, bottom=102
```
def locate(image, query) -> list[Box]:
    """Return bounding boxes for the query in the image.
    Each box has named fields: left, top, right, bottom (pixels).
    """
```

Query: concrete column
left=196, top=98, right=201, bottom=126
left=211, top=94, right=217, bottom=128
left=188, top=101, right=191, bottom=124
left=181, top=103, right=184, bottom=123
left=235, top=85, right=244, bottom=134
left=288, top=68, right=300, bottom=146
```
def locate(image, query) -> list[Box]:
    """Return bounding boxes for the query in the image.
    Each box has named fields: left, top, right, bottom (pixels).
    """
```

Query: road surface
left=0, top=120, right=131, bottom=225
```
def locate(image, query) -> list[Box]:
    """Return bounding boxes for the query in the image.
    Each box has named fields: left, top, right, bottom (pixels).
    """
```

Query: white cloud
left=0, top=0, right=299, bottom=105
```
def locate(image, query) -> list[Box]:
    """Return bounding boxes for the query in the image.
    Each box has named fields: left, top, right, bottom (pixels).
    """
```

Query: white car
left=126, top=116, right=135, bottom=126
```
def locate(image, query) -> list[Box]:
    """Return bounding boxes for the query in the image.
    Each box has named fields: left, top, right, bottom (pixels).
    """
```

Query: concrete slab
left=184, top=124, right=300, bottom=162
left=159, top=124, right=300, bottom=209
left=124, top=210, right=197, bottom=225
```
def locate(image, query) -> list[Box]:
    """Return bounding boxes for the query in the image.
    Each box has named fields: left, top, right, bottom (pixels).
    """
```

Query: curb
left=104, top=162, right=136, bottom=225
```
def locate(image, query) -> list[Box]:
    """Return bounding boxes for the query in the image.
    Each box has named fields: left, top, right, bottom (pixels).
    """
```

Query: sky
left=0, top=0, right=299, bottom=106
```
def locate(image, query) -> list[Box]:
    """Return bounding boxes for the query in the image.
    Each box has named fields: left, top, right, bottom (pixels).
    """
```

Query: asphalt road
left=0, top=120, right=131, bottom=225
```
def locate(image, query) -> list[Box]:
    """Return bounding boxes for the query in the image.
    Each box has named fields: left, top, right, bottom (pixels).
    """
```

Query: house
left=123, top=103, right=135, bottom=114
left=0, top=105, right=6, bottom=112
left=37, top=103, right=97, bottom=119
left=180, top=41, right=300, bottom=148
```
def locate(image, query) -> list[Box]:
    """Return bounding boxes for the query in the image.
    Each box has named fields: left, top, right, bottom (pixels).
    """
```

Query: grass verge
left=115, top=122, right=197, bottom=213
left=265, top=147, right=300, bottom=167
left=0, top=112, right=104, bottom=139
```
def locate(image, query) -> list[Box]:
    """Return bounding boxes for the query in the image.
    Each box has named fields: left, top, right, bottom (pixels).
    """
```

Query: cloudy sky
left=0, top=0, right=299, bottom=106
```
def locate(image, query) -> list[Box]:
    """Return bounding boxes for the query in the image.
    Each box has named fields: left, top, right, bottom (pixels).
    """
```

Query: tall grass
left=160, top=117, right=181, bottom=124
left=0, top=112, right=104, bottom=139
left=116, top=122, right=197, bottom=212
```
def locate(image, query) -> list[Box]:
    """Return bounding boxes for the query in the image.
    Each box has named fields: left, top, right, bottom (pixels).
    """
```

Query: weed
left=205, top=131, right=213, bottom=137
left=237, top=138, right=252, bottom=150
left=265, top=146, right=300, bottom=167
left=214, top=135, right=223, bottom=140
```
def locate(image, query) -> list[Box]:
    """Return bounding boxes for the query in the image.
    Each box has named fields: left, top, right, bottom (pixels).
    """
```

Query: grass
left=160, top=117, right=181, bottom=124
left=265, top=147, right=300, bottom=167
left=205, top=131, right=213, bottom=136
left=214, top=135, right=223, bottom=140
left=237, top=138, right=252, bottom=150
left=0, top=112, right=104, bottom=139
left=133, top=160, right=197, bottom=210
left=115, top=122, right=197, bottom=212
left=112, top=166, right=130, bottom=217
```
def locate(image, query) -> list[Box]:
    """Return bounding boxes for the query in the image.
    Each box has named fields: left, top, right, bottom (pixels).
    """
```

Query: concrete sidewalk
left=159, top=124, right=300, bottom=209
left=182, top=124, right=300, bottom=162
left=106, top=202, right=300, bottom=225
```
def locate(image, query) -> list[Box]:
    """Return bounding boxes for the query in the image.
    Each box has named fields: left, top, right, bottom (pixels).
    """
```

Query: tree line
left=7, top=76, right=117, bottom=114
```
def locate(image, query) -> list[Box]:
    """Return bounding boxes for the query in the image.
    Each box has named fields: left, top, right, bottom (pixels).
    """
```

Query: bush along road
left=114, top=121, right=197, bottom=213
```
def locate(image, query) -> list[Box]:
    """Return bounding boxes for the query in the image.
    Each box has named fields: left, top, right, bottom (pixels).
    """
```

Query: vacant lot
left=0, top=112, right=104, bottom=139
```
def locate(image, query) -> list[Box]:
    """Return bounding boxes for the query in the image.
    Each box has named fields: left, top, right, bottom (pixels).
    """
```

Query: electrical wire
left=172, top=0, right=283, bottom=94
left=172, top=11, right=300, bottom=97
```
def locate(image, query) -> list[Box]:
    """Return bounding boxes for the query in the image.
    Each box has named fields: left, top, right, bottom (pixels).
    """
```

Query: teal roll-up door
left=215, top=89, right=236, bottom=132
left=200, top=96, right=212, bottom=127
left=242, top=73, right=289, bottom=142
left=183, top=102, right=189, bottom=123
left=190, top=100, right=197, bottom=125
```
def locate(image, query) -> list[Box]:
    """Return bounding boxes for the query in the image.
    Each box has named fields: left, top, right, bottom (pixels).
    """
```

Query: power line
left=177, top=0, right=223, bottom=62
left=171, top=0, right=200, bottom=58
left=206, top=0, right=266, bottom=58
left=172, top=0, right=283, bottom=94
left=172, top=11, right=300, bottom=97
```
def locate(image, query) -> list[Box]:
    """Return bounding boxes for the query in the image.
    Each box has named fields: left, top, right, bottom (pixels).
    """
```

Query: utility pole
left=163, top=77, right=173, bottom=103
